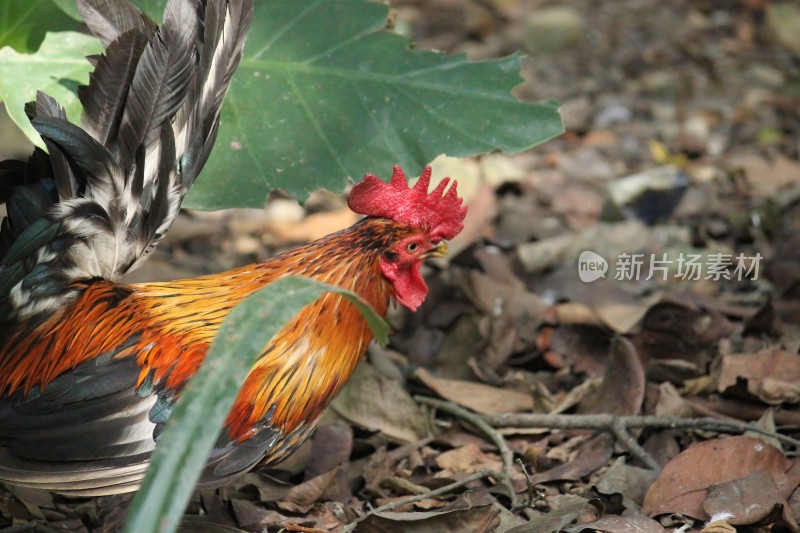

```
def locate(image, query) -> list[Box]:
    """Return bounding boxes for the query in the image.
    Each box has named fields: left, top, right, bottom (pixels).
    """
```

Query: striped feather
left=0, top=0, right=253, bottom=323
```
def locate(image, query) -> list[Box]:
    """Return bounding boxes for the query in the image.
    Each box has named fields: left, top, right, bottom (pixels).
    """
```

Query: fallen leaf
left=177, top=516, right=248, bottom=533
left=636, top=298, right=731, bottom=367
left=568, top=513, right=666, bottom=532
left=703, top=470, right=798, bottom=531
left=643, top=436, right=800, bottom=520
left=701, top=517, right=736, bottom=533
left=718, top=351, right=800, bottom=404
left=231, top=499, right=295, bottom=530
left=277, top=466, right=341, bottom=513
left=546, top=324, right=614, bottom=378
left=506, top=497, right=596, bottom=533
left=577, top=336, right=645, bottom=417
left=415, top=368, right=534, bottom=415
left=358, top=504, right=501, bottom=533
left=653, top=381, right=694, bottom=418
left=304, top=422, right=353, bottom=502
left=332, top=362, right=431, bottom=443
left=594, top=458, right=660, bottom=510
left=530, top=434, right=615, bottom=485
left=435, top=444, right=503, bottom=478
left=430, top=313, right=490, bottom=380
left=731, top=152, right=800, bottom=198
left=232, top=473, right=290, bottom=503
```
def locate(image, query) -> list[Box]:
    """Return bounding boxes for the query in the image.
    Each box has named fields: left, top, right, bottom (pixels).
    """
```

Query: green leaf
left=124, top=276, right=388, bottom=533
left=49, top=0, right=82, bottom=22
left=0, top=0, right=79, bottom=52
left=130, top=0, right=169, bottom=22
left=50, top=0, right=165, bottom=24
left=0, top=31, right=102, bottom=147
left=186, top=0, right=563, bottom=209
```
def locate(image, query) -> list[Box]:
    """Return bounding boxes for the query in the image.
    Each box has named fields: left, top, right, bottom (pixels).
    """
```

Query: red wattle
left=379, top=259, right=428, bottom=311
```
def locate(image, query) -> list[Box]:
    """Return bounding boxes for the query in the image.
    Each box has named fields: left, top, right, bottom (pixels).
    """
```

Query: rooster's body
left=0, top=0, right=465, bottom=497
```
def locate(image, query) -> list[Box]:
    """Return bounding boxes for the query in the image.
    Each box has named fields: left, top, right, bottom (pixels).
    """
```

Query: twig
left=415, top=396, right=519, bottom=509
left=380, top=476, right=430, bottom=496
left=515, top=457, right=538, bottom=509
left=610, top=417, right=660, bottom=471
left=384, top=437, right=433, bottom=464
left=342, top=470, right=494, bottom=533
left=482, top=413, right=800, bottom=450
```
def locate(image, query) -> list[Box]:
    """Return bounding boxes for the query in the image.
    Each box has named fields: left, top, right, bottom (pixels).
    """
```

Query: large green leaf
left=131, top=0, right=169, bottom=22
left=124, top=276, right=388, bottom=533
left=0, top=31, right=101, bottom=147
left=49, top=0, right=166, bottom=23
left=0, top=0, right=78, bottom=52
left=186, top=0, right=563, bottom=209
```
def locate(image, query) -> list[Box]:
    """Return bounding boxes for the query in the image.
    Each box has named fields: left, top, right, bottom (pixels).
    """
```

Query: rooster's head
left=348, top=165, right=467, bottom=311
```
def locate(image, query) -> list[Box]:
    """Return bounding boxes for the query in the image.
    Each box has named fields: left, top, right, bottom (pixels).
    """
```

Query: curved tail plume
left=0, top=0, right=253, bottom=322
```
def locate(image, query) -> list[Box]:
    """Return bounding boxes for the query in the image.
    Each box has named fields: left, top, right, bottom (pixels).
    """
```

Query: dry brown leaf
left=767, top=231, right=800, bottom=295
left=415, top=368, right=533, bottom=415
left=530, top=434, right=615, bottom=485
left=304, top=423, right=352, bottom=502
left=643, top=436, right=800, bottom=520
left=702, top=518, right=736, bottom=533
left=594, top=299, right=657, bottom=335
left=654, top=381, right=694, bottom=418
left=231, top=499, right=295, bottom=530
left=569, top=513, right=666, bottom=532
left=431, top=313, right=490, bottom=380
left=550, top=302, right=605, bottom=327
left=551, top=184, right=605, bottom=229
left=277, top=466, right=341, bottom=513
left=594, top=458, right=660, bottom=510
left=636, top=299, right=731, bottom=367
left=331, top=362, right=431, bottom=443
left=732, top=152, right=800, bottom=198
left=704, top=470, right=798, bottom=531
left=547, top=324, right=613, bottom=378
left=359, top=504, right=501, bottom=533
left=231, top=473, right=290, bottom=503
left=718, top=351, right=800, bottom=404
left=434, top=443, right=503, bottom=478
left=506, top=497, right=595, bottom=533
left=577, top=336, right=645, bottom=417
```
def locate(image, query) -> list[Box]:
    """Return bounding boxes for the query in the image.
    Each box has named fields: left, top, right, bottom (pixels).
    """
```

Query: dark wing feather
left=0, top=352, right=297, bottom=495
left=0, top=356, right=157, bottom=496
left=0, top=0, right=253, bottom=323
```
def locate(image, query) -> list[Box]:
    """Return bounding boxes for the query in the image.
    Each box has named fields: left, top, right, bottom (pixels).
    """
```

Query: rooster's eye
left=407, top=242, right=419, bottom=252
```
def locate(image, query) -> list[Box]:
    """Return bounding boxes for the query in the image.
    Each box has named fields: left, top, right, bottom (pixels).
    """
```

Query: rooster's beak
left=425, top=242, right=449, bottom=259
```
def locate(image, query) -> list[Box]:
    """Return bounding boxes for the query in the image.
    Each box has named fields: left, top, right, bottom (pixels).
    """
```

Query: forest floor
left=2, top=0, right=800, bottom=532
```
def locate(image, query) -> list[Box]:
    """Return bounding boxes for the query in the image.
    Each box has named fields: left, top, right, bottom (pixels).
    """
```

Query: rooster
left=0, top=0, right=466, bottom=496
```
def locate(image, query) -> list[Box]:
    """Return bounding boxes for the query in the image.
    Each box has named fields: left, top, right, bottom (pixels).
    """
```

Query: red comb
left=347, top=165, right=467, bottom=241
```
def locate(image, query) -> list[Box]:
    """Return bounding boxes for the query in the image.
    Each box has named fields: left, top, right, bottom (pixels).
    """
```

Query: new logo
left=578, top=251, right=608, bottom=282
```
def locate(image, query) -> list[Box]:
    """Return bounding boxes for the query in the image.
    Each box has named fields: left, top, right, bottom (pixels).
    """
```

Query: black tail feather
left=77, top=0, right=157, bottom=48
left=79, top=31, right=150, bottom=147
left=0, top=0, right=253, bottom=322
